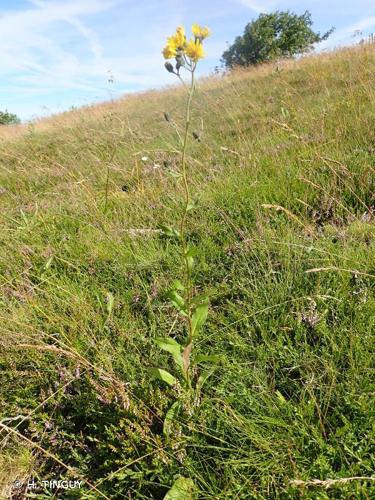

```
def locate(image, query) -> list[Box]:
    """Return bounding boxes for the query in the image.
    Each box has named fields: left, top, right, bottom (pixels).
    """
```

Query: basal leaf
left=163, top=476, right=195, bottom=500
left=149, top=368, right=176, bottom=387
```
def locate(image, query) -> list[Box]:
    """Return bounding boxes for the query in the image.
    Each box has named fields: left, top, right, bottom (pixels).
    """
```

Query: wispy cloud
left=0, top=0, right=186, bottom=119
left=235, top=0, right=278, bottom=13
left=320, top=15, right=375, bottom=49
left=344, top=15, right=375, bottom=33
left=0, top=1, right=114, bottom=83
left=1, top=0, right=373, bottom=120
left=0, top=1, right=129, bottom=117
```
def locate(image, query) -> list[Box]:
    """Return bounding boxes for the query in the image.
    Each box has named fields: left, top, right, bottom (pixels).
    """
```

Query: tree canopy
left=0, top=110, right=21, bottom=125
left=222, top=11, right=334, bottom=68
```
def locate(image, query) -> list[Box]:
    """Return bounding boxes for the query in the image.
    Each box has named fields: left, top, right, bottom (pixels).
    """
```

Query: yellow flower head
left=166, top=26, right=186, bottom=51
left=185, top=38, right=205, bottom=62
left=173, top=26, right=186, bottom=47
left=192, top=24, right=211, bottom=40
left=162, top=43, right=177, bottom=60
left=163, top=26, right=187, bottom=59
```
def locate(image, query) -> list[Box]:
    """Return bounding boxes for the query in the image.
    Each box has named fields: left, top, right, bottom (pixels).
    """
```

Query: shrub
left=0, top=110, right=21, bottom=125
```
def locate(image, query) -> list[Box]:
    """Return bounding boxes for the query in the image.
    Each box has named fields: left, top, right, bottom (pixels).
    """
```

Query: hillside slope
left=0, top=45, right=374, bottom=499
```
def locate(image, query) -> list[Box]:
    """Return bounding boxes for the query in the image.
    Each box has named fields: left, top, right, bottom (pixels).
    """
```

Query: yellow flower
left=166, top=26, right=186, bottom=51
left=162, top=26, right=187, bottom=59
left=185, top=38, right=205, bottom=61
left=192, top=24, right=210, bottom=40
left=163, top=42, right=177, bottom=59
left=173, top=26, right=186, bottom=48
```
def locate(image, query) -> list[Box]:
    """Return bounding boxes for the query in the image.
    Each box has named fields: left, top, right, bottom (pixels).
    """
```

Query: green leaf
left=275, top=390, right=287, bottom=404
left=164, top=477, right=195, bottom=500
left=163, top=401, right=181, bottom=436
left=167, top=290, right=187, bottom=316
left=195, top=354, right=222, bottom=364
left=186, top=256, right=194, bottom=272
left=171, top=279, right=184, bottom=291
left=106, top=292, right=115, bottom=317
left=191, top=298, right=209, bottom=336
left=154, top=337, right=183, bottom=371
left=167, top=170, right=182, bottom=179
left=186, top=200, right=198, bottom=212
left=185, top=247, right=196, bottom=272
left=149, top=368, right=176, bottom=387
left=197, top=366, right=217, bottom=390
left=160, top=224, right=181, bottom=239
left=185, top=246, right=198, bottom=258
left=44, top=255, right=54, bottom=270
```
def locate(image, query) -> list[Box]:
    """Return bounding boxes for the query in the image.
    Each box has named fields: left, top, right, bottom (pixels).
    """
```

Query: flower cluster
left=162, top=24, right=210, bottom=72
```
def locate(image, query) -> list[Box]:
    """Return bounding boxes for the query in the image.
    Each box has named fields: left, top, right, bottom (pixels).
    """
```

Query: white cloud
left=319, top=15, right=375, bottom=49
left=0, top=0, right=123, bottom=118
left=0, top=0, right=186, bottom=119
left=27, top=0, right=106, bottom=59
left=235, top=0, right=278, bottom=13
left=344, top=16, right=375, bottom=33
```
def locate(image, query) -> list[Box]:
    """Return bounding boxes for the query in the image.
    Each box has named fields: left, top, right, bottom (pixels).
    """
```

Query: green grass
left=0, top=44, right=374, bottom=498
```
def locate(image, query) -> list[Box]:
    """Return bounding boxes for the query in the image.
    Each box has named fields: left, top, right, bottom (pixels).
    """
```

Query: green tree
left=0, top=110, right=21, bottom=125
left=222, top=10, right=334, bottom=68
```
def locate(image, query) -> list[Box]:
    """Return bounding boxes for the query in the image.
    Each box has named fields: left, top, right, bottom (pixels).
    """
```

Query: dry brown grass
left=1, top=42, right=373, bottom=145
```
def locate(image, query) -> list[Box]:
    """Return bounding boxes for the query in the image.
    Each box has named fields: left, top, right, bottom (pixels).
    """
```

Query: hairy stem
left=179, top=65, right=196, bottom=381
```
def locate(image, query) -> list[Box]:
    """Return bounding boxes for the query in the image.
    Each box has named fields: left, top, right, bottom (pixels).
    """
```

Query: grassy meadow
left=0, top=43, right=374, bottom=498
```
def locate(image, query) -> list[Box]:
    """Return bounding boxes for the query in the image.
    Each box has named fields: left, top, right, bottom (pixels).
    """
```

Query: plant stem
left=179, top=65, right=196, bottom=380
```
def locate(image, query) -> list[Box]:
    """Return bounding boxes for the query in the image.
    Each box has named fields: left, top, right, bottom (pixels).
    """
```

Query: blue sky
left=1, top=0, right=375, bottom=121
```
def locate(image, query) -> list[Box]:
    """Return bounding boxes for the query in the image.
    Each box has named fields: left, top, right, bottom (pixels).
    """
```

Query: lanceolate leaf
left=106, top=292, right=115, bottom=317
left=163, top=477, right=195, bottom=500
left=185, top=246, right=197, bottom=272
left=160, top=224, right=181, bottom=239
left=197, top=366, right=217, bottom=390
left=167, top=290, right=187, bottom=316
left=154, top=337, right=183, bottom=370
left=186, top=200, right=197, bottom=212
left=148, top=368, right=176, bottom=387
left=171, top=279, right=184, bottom=291
left=191, top=298, right=209, bottom=336
left=195, top=354, right=222, bottom=364
left=186, top=255, right=194, bottom=272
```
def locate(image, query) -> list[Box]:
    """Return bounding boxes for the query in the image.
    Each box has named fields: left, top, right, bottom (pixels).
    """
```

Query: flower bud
left=165, top=62, right=174, bottom=73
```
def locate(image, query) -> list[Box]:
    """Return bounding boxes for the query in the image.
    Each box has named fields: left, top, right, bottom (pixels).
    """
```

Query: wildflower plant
left=150, top=25, right=218, bottom=421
